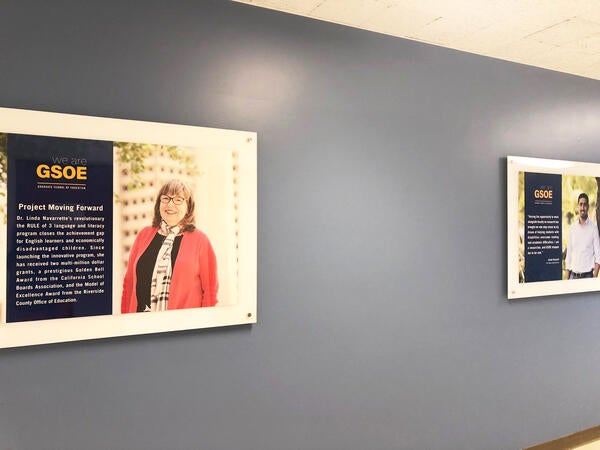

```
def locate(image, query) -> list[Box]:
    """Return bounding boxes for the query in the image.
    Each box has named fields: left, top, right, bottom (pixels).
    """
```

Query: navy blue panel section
left=523, top=172, right=562, bottom=282
left=6, top=134, right=112, bottom=322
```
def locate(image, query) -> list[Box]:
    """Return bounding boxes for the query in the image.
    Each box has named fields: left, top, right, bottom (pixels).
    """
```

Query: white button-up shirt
left=566, top=217, right=600, bottom=273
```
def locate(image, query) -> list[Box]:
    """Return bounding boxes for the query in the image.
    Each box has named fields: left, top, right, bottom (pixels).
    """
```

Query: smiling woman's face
left=159, top=191, right=188, bottom=227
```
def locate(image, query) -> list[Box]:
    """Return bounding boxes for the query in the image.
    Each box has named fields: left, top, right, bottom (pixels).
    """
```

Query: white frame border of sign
left=0, top=107, right=257, bottom=348
left=508, top=155, right=600, bottom=299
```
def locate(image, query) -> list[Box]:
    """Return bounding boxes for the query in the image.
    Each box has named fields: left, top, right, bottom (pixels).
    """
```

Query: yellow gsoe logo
left=35, top=164, right=87, bottom=180
left=534, top=189, right=552, bottom=199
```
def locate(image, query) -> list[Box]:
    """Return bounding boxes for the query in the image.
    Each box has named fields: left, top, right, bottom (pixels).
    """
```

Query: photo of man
left=565, top=193, right=600, bottom=279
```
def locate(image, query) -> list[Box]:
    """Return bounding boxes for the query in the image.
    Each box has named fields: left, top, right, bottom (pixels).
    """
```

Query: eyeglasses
left=160, top=195, right=186, bottom=205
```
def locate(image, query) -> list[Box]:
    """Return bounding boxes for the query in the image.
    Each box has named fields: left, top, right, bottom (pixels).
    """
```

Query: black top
left=135, top=232, right=183, bottom=312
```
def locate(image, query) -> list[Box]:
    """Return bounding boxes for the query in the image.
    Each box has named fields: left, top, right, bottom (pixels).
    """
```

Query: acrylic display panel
left=0, top=107, right=257, bottom=347
left=508, top=156, right=600, bottom=299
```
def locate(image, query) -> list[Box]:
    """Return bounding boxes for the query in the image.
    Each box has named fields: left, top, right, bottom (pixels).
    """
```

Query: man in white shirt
left=566, top=193, right=600, bottom=279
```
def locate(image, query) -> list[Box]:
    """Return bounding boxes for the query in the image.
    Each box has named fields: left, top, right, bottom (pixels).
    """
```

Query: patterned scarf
left=149, top=221, right=180, bottom=312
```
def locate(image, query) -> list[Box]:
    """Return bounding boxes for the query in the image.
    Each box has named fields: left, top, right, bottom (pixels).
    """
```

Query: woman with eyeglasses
left=121, top=179, right=218, bottom=313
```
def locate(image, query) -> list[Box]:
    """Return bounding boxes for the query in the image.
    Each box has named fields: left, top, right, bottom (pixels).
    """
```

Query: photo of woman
left=113, top=140, right=242, bottom=314
left=121, top=180, right=218, bottom=313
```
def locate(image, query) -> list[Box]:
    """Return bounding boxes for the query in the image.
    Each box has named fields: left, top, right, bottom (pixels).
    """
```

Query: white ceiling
left=235, top=0, right=600, bottom=81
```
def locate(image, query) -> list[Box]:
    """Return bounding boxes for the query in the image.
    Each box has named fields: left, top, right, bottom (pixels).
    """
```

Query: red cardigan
left=121, top=226, right=218, bottom=313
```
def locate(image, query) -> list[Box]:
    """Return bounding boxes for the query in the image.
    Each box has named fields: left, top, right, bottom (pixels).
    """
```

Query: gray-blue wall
left=1, top=1, right=600, bottom=449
